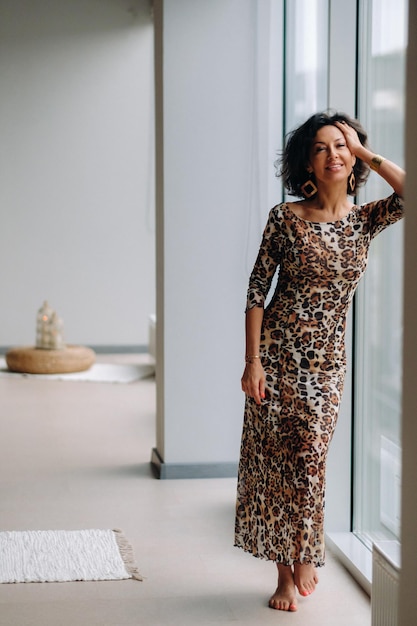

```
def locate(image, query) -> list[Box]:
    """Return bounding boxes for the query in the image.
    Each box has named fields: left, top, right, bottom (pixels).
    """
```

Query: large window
left=354, top=0, right=408, bottom=549
left=280, top=0, right=408, bottom=570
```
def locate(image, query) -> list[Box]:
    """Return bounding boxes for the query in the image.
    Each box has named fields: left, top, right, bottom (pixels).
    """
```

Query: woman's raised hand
left=334, top=120, right=363, bottom=156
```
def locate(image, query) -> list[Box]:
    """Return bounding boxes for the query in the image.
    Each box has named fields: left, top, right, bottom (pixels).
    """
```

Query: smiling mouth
left=326, top=164, right=343, bottom=170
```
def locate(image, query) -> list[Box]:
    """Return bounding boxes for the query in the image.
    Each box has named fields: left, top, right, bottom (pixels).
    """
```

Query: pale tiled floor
left=0, top=354, right=371, bottom=625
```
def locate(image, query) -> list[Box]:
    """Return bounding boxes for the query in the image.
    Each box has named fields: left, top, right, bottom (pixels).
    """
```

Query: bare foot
left=293, top=562, right=319, bottom=597
left=269, top=564, right=297, bottom=612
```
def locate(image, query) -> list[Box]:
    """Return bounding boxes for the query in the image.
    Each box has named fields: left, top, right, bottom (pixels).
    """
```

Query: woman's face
left=308, top=124, right=356, bottom=187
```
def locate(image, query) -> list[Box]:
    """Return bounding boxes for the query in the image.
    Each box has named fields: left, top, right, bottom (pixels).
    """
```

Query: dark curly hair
left=277, top=111, right=370, bottom=198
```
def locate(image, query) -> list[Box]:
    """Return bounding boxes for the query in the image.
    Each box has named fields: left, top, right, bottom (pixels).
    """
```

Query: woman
left=235, top=111, right=405, bottom=612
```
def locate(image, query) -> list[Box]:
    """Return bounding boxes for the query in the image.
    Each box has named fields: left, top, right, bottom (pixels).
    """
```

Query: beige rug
left=0, top=357, right=154, bottom=383
left=0, top=529, right=142, bottom=584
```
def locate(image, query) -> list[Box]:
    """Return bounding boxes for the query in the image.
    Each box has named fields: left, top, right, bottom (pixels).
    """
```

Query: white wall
left=154, top=0, right=283, bottom=475
left=0, top=0, right=155, bottom=348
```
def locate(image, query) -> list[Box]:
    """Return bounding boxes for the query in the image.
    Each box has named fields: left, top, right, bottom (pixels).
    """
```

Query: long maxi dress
left=234, top=193, right=404, bottom=567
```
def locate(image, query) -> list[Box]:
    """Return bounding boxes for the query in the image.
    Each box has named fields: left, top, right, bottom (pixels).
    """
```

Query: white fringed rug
left=0, top=357, right=154, bottom=383
left=0, top=529, right=142, bottom=584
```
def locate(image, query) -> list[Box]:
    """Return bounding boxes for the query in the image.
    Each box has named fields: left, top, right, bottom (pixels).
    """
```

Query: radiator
left=372, top=541, right=401, bottom=626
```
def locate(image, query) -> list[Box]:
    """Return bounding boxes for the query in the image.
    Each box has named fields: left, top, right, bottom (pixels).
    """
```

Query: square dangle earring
left=301, top=176, right=318, bottom=198
left=348, top=169, right=356, bottom=194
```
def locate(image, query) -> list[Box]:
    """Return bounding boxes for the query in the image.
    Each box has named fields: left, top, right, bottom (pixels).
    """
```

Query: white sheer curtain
left=283, top=0, right=329, bottom=207
left=284, top=0, right=329, bottom=133
left=243, top=0, right=284, bottom=276
left=244, top=0, right=330, bottom=290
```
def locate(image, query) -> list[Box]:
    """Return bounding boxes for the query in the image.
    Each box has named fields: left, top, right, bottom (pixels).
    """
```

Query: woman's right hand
left=241, top=361, right=266, bottom=405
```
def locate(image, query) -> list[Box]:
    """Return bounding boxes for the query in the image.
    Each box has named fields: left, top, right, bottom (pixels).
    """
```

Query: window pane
left=354, top=0, right=407, bottom=548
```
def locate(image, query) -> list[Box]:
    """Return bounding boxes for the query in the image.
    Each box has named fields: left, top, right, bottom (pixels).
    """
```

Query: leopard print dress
left=235, top=193, right=404, bottom=567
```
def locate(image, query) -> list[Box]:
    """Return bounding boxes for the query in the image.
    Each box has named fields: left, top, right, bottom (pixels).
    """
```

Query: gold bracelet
left=245, top=355, right=260, bottom=363
left=370, top=154, right=385, bottom=172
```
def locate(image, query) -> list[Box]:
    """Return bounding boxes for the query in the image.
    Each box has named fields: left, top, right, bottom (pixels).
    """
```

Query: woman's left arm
left=335, top=121, right=406, bottom=197
left=357, top=148, right=405, bottom=198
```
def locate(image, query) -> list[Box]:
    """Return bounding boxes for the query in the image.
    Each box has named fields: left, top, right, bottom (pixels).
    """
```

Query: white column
left=152, top=0, right=283, bottom=477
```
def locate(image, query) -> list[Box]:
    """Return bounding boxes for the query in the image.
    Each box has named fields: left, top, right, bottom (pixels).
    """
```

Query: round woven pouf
left=6, top=345, right=96, bottom=374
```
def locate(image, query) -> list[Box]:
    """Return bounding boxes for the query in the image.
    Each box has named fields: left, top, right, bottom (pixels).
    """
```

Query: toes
left=294, top=565, right=318, bottom=597
left=269, top=597, right=297, bottom=611
left=298, top=581, right=316, bottom=596
left=269, top=598, right=283, bottom=610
